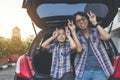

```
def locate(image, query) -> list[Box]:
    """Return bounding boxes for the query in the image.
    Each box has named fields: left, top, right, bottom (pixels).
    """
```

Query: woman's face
left=75, top=15, right=89, bottom=30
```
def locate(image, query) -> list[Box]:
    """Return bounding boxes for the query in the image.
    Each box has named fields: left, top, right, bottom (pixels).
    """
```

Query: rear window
left=36, top=3, right=108, bottom=18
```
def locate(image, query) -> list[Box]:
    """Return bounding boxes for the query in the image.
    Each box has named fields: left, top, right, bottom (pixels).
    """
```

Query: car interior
left=31, top=29, right=53, bottom=76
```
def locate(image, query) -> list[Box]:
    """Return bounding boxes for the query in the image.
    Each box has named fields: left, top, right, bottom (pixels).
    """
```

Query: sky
left=0, top=0, right=40, bottom=39
left=0, top=1, right=84, bottom=39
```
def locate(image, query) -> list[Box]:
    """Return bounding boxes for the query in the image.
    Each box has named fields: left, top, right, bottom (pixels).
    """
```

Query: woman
left=67, top=11, right=114, bottom=80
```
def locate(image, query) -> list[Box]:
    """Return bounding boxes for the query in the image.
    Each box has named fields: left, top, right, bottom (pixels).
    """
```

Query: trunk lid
left=22, top=0, right=118, bottom=29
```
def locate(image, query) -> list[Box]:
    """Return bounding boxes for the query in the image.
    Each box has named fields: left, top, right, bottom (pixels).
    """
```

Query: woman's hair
left=73, top=12, right=89, bottom=24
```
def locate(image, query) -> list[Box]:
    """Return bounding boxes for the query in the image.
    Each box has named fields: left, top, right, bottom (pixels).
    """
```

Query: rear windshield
left=36, top=3, right=108, bottom=18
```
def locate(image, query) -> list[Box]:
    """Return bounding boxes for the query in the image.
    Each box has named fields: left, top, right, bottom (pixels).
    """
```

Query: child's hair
left=57, top=26, right=65, bottom=31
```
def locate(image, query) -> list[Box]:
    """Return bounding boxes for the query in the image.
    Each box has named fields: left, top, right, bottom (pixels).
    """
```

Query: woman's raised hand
left=87, top=11, right=97, bottom=25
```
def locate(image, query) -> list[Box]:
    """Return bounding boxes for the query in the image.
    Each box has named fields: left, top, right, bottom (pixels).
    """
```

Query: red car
left=14, top=0, right=119, bottom=80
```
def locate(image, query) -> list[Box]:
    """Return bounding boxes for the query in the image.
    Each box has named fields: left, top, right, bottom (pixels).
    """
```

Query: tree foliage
left=0, top=38, right=9, bottom=58
left=0, top=27, right=34, bottom=58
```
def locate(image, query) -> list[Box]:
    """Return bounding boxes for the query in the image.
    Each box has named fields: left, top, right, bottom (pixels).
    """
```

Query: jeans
left=74, top=69, right=107, bottom=80
left=52, top=72, right=74, bottom=80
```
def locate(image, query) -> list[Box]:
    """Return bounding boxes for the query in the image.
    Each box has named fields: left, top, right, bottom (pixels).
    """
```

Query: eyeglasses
left=76, top=17, right=87, bottom=23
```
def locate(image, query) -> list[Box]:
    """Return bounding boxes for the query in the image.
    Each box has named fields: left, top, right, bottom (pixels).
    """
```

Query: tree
left=0, top=37, right=9, bottom=58
left=9, top=26, right=22, bottom=54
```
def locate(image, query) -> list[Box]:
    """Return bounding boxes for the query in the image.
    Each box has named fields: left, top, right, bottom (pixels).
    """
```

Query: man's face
left=76, top=15, right=89, bottom=30
left=57, top=29, right=66, bottom=43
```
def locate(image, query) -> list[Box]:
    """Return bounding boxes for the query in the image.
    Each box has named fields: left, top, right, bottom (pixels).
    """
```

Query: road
left=0, top=66, right=15, bottom=80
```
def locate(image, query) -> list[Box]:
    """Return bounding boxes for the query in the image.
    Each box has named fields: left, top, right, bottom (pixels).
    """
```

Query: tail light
left=15, top=55, right=35, bottom=78
left=114, top=56, right=120, bottom=78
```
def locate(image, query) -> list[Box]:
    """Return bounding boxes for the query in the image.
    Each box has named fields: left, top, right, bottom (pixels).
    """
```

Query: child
left=41, top=27, right=76, bottom=80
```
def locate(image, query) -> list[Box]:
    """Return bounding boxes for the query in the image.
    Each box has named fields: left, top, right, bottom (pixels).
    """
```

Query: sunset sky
left=0, top=0, right=40, bottom=39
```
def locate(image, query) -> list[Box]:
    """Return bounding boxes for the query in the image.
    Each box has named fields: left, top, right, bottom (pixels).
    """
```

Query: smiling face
left=75, top=14, right=89, bottom=30
left=57, top=29, right=66, bottom=43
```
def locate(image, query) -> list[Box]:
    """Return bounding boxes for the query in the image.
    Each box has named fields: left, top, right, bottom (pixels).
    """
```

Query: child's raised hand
left=65, top=27, right=71, bottom=37
left=67, top=19, right=76, bottom=32
left=52, top=28, right=58, bottom=39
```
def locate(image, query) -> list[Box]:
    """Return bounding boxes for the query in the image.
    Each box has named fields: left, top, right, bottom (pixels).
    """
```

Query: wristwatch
left=94, top=22, right=100, bottom=27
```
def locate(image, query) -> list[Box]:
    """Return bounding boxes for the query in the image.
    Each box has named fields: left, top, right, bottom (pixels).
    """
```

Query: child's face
left=57, top=29, right=66, bottom=43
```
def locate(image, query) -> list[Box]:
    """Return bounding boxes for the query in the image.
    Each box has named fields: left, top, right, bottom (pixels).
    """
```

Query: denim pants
left=74, top=69, right=107, bottom=80
left=52, top=72, right=74, bottom=80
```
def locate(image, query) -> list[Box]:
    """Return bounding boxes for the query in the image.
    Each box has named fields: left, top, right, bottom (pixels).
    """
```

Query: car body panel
left=15, top=55, right=34, bottom=78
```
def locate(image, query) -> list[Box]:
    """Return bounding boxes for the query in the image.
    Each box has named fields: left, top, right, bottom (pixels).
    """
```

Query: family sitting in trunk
left=42, top=11, right=113, bottom=80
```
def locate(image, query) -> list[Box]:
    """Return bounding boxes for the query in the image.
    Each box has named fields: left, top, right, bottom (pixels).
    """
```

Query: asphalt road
left=0, top=66, right=15, bottom=80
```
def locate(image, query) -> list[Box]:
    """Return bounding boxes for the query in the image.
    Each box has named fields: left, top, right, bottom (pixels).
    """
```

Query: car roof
left=22, top=0, right=118, bottom=29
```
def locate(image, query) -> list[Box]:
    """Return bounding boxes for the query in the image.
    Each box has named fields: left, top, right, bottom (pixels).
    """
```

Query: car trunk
left=22, top=0, right=119, bottom=78
left=31, top=29, right=53, bottom=77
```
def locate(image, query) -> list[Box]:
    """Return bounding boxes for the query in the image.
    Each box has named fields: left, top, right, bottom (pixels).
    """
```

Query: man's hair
left=73, top=12, right=89, bottom=24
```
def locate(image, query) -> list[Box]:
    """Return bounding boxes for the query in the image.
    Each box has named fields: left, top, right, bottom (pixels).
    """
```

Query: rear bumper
left=14, top=75, right=31, bottom=80
left=14, top=75, right=51, bottom=80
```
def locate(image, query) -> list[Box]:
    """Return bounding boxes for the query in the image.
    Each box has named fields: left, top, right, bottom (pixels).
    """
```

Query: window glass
left=36, top=3, right=108, bottom=18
